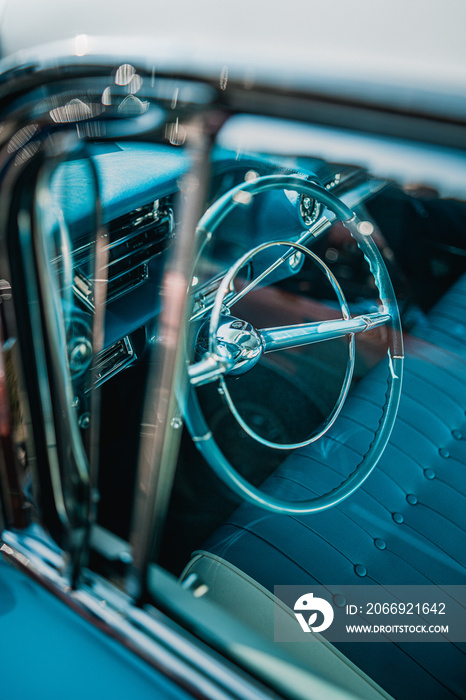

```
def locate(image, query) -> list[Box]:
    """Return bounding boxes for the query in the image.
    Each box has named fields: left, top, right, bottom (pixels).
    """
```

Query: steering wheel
left=184, top=174, right=403, bottom=514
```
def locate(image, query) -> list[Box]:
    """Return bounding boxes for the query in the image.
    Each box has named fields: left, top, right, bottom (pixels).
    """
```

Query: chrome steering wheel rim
left=211, top=239, right=356, bottom=449
left=185, top=174, right=404, bottom=514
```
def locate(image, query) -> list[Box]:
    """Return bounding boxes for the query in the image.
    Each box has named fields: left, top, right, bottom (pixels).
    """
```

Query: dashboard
left=49, top=137, right=387, bottom=428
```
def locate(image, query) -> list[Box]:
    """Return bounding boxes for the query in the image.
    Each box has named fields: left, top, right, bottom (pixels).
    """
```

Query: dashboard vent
left=84, top=335, right=135, bottom=393
left=73, top=197, right=174, bottom=310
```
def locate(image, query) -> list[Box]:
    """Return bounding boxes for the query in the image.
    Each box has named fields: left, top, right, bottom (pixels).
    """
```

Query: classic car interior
left=1, top=62, right=465, bottom=700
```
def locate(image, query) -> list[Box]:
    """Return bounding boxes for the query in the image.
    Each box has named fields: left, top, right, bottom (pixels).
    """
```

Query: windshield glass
left=3, top=65, right=466, bottom=700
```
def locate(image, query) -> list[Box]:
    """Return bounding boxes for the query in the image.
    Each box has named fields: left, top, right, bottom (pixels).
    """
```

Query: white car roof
left=1, top=0, right=465, bottom=119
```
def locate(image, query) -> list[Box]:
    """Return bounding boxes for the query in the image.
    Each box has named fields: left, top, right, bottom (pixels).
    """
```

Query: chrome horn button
left=215, top=315, right=263, bottom=375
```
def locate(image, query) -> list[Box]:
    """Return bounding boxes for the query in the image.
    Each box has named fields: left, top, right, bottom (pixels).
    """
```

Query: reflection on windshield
left=2, top=76, right=466, bottom=700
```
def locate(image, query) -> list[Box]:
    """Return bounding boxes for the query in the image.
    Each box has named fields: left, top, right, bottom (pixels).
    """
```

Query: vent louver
left=72, top=198, right=174, bottom=309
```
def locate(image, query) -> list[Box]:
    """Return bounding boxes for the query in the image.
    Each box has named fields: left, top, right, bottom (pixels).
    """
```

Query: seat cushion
left=205, top=336, right=466, bottom=699
left=182, top=552, right=393, bottom=700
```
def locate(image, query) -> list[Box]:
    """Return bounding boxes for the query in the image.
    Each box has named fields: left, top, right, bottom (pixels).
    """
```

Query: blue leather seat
left=205, top=276, right=466, bottom=700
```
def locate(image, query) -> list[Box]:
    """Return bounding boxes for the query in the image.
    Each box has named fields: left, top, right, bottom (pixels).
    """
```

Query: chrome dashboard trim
left=68, top=201, right=174, bottom=311
left=85, top=335, right=135, bottom=392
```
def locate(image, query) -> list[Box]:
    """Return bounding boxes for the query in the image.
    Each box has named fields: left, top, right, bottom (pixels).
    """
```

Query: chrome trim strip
left=85, top=335, right=135, bottom=392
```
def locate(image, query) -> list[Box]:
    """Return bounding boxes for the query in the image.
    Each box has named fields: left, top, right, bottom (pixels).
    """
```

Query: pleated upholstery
left=205, top=276, right=466, bottom=700
left=414, top=273, right=466, bottom=357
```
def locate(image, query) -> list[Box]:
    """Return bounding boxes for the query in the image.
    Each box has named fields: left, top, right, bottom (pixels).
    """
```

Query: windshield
left=1, top=60, right=466, bottom=700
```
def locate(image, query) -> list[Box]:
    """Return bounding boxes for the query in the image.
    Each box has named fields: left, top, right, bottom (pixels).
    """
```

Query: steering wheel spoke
left=260, top=310, right=391, bottom=353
